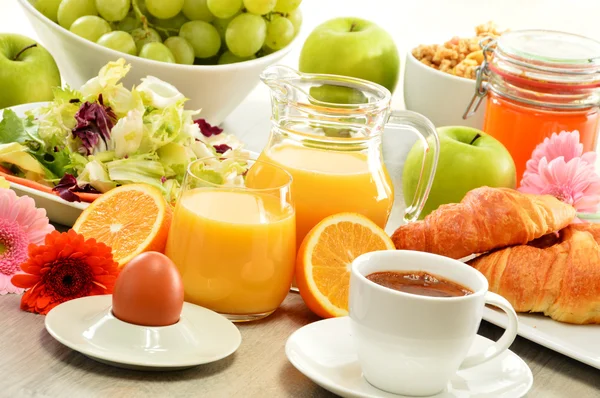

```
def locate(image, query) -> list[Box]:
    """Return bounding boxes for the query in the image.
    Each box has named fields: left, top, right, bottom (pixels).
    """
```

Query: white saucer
left=286, top=317, right=533, bottom=398
left=45, top=295, right=241, bottom=371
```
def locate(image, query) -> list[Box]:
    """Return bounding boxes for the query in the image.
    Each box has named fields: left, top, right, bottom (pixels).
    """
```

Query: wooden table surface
left=0, top=292, right=599, bottom=398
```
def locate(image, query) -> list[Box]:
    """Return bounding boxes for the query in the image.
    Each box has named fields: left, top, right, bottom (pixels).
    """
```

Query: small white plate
left=286, top=317, right=533, bottom=398
left=45, top=295, right=241, bottom=371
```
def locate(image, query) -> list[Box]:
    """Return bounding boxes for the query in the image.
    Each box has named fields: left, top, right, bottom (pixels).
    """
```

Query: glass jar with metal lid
left=464, top=29, right=600, bottom=181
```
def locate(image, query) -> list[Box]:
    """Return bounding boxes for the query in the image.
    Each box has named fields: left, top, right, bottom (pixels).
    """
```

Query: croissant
left=469, top=224, right=600, bottom=324
left=391, top=187, right=576, bottom=259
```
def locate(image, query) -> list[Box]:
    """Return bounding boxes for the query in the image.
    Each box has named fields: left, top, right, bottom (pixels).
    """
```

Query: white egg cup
left=45, top=295, right=241, bottom=371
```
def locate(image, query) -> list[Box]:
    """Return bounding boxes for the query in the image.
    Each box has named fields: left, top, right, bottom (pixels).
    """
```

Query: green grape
left=218, top=51, right=255, bottom=64
left=182, top=0, right=214, bottom=22
left=179, top=20, right=221, bottom=58
left=206, top=0, right=241, bottom=19
left=265, top=15, right=293, bottom=50
left=260, top=43, right=276, bottom=56
left=139, top=42, right=176, bottom=62
left=70, top=15, right=112, bottom=42
left=152, top=13, right=189, bottom=39
left=287, top=8, right=302, bottom=34
left=212, top=14, right=237, bottom=41
left=95, top=0, right=130, bottom=22
left=164, top=36, right=195, bottom=64
left=134, top=0, right=151, bottom=17
left=131, top=27, right=162, bottom=52
left=115, top=11, right=142, bottom=31
left=57, top=0, right=98, bottom=29
left=97, top=31, right=137, bottom=55
left=31, top=0, right=62, bottom=22
left=243, top=0, right=276, bottom=15
left=225, top=13, right=266, bottom=57
left=146, top=0, right=184, bottom=19
left=273, top=0, right=301, bottom=13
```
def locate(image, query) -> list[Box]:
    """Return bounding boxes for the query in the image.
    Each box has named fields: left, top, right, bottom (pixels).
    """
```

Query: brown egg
left=112, top=252, right=184, bottom=327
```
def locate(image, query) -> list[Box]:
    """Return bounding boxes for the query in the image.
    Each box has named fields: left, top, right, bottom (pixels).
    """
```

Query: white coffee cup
left=349, top=250, right=518, bottom=396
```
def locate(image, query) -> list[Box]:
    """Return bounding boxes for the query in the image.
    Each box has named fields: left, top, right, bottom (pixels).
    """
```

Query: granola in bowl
left=412, top=22, right=506, bottom=79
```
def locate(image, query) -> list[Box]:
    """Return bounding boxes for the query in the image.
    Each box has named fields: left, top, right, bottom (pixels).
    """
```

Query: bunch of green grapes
left=31, top=0, right=302, bottom=65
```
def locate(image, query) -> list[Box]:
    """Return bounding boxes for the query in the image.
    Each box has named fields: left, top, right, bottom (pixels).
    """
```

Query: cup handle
left=459, top=292, right=519, bottom=370
left=386, top=110, right=440, bottom=223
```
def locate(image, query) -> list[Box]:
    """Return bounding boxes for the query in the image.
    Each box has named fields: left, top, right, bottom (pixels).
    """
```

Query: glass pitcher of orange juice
left=259, top=66, right=440, bottom=249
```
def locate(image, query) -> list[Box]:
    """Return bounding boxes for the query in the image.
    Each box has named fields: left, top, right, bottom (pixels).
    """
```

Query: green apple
left=0, top=34, right=61, bottom=109
left=299, top=17, right=399, bottom=93
left=403, top=126, right=516, bottom=219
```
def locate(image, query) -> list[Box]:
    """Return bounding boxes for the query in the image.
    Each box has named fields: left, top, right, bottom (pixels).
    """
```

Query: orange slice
left=72, top=184, right=172, bottom=266
left=296, top=213, right=395, bottom=318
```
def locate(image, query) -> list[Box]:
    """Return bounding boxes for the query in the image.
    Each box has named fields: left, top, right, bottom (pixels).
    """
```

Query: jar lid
left=491, top=30, right=600, bottom=87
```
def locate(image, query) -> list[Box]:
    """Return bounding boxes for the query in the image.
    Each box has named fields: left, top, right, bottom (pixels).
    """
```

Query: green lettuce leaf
left=0, top=110, right=41, bottom=145
left=163, top=178, right=181, bottom=204
left=77, top=160, right=116, bottom=193
left=157, top=142, right=196, bottom=182
left=106, top=155, right=166, bottom=192
left=52, top=85, right=83, bottom=104
left=0, top=142, right=46, bottom=177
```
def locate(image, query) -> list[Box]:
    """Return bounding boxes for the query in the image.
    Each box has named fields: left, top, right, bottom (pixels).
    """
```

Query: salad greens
left=0, top=58, right=245, bottom=203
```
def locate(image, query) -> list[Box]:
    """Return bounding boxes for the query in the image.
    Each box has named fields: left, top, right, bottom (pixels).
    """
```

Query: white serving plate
left=9, top=180, right=88, bottom=227
left=483, top=308, right=600, bottom=370
left=2, top=102, right=88, bottom=226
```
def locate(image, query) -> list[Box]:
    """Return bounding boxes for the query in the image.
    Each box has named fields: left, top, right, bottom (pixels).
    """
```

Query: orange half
left=72, top=184, right=172, bottom=266
left=296, top=213, right=395, bottom=318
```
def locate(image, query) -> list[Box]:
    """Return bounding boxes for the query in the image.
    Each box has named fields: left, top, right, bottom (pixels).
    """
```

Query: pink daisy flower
left=0, top=188, right=54, bottom=295
left=524, top=130, right=596, bottom=176
left=519, top=156, right=600, bottom=213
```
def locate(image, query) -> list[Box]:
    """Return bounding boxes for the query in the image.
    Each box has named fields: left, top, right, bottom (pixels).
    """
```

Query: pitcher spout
left=260, top=65, right=305, bottom=103
left=260, top=65, right=303, bottom=84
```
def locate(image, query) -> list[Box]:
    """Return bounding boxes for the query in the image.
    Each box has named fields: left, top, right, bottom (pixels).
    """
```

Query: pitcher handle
left=386, top=110, right=439, bottom=223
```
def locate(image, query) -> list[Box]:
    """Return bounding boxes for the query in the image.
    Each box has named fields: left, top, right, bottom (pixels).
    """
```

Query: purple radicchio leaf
left=213, top=144, right=232, bottom=154
left=72, top=94, right=117, bottom=155
left=52, top=173, right=100, bottom=203
left=195, top=118, right=223, bottom=137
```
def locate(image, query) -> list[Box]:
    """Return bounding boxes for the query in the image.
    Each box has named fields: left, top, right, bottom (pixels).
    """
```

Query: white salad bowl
left=404, top=52, right=486, bottom=129
left=16, top=0, right=301, bottom=126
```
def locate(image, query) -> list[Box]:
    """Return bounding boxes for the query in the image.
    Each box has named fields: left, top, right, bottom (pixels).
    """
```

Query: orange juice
left=165, top=188, right=296, bottom=316
left=259, top=143, right=393, bottom=248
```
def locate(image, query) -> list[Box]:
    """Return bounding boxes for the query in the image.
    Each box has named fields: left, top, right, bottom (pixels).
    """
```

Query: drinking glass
left=165, top=156, right=296, bottom=322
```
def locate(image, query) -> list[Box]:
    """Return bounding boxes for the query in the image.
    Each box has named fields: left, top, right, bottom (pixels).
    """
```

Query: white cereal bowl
left=16, top=0, right=300, bottom=125
left=403, top=52, right=486, bottom=130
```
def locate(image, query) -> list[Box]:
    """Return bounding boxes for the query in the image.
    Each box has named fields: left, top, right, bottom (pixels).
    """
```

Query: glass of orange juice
left=165, top=155, right=296, bottom=322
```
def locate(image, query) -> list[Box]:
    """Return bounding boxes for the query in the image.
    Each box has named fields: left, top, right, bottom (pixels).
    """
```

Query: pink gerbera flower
left=524, top=130, right=596, bottom=176
left=520, top=156, right=600, bottom=213
left=0, top=188, right=54, bottom=295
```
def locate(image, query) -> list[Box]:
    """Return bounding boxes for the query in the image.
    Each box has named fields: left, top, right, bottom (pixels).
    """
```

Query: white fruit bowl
left=403, top=52, right=485, bottom=130
left=16, top=0, right=300, bottom=125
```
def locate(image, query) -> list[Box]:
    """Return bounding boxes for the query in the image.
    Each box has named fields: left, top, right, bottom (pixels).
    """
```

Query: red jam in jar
left=466, top=30, right=600, bottom=181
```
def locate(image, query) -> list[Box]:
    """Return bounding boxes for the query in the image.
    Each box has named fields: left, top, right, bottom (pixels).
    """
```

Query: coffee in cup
left=349, top=250, right=518, bottom=396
